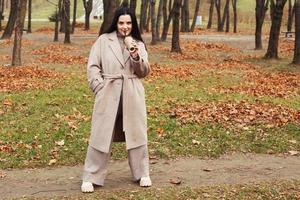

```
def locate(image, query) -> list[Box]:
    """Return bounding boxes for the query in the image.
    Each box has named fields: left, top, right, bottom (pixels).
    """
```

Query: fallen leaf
left=169, top=178, right=182, bottom=185
left=0, top=171, right=7, bottom=178
left=192, top=139, right=200, bottom=145
left=55, top=140, right=65, bottom=146
left=288, top=140, right=297, bottom=144
left=48, top=159, right=57, bottom=165
left=3, top=99, right=13, bottom=106
left=288, top=150, right=299, bottom=156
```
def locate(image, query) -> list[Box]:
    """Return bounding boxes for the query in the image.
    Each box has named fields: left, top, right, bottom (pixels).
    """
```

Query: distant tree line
left=1, top=0, right=300, bottom=66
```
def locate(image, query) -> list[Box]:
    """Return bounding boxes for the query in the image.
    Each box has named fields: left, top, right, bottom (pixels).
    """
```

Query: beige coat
left=87, top=31, right=150, bottom=153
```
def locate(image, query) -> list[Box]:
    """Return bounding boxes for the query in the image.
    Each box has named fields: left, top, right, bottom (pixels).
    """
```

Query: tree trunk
left=264, top=0, right=287, bottom=59
left=150, top=0, right=157, bottom=44
left=63, top=0, right=71, bottom=43
left=161, top=0, right=174, bottom=41
left=169, top=0, right=173, bottom=12
left=59, top=0, right=66, bottom=32
left=139, top=0, right=148, bottom=33
left=180, top=0, right=185, bottom=31
left=232, top=0, right=237, bottom=33
left=0, top=0, right=4, bottom=31
left=71, top=0, right=77, bottom=33
left=83, top=0, right=93, bottom=30
left=292, top=0, right=300, bottom=64
left=207, top=0, right=214, bottom=29
left=287, top=0, right=293, bottom=31
left=155, top=0, right=163, bottom=41
left=171, top=0, right=182, bottom=53
left=190, top=0, right=201, bottom=32
left=129, top=0, right=137, bottom=13
left=255, top=0, right=269, bottom=50
left=12, top=0, right=27, bottom=66
left=27, top=0, right=31, bottom=33
left=1, top=0, right=18, bottom=39
left=161, top=0, right=168, bottom=40
left=180, top=0, right=189, bottom=32
left=225, top=1, right=230, bottom=32
left=99, top=0, right=119, bottom=35
left=54, top=7, right=59, bottom=41
left=220, top=0, right=230, bottom=31
left=215, top=0, right=222, bottom=31
left=146, top=3, right=151, bottom=32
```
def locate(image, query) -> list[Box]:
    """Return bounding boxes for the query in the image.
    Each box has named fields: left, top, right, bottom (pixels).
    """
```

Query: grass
left=0, top=30, right=299, bottom=169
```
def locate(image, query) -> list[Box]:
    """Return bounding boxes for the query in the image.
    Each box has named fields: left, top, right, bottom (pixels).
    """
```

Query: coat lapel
left=123, top=49, right=130, bottom=65
left=108, top=32, right=125, bottom=68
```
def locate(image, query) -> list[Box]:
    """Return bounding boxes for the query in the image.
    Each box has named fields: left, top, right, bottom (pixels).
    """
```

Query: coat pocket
left=90, top=79, right=104, bottom=95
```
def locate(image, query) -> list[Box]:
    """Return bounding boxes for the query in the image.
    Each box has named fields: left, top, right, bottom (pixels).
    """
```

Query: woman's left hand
left=130, top=40, right=139, bottom=60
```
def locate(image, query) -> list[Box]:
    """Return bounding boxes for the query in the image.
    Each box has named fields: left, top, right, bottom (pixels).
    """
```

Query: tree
left=63, top=0, right=71, bottom=43
left=264, top=0, right=287, bottom=59
left=155, top=0, right=163, bottom=41
left=232, top=0, right=237, bottom=33
left=0, top=0, right=4, bottom=31
left=139, top=0, right=148, bottom=33
left=99, top=0, right=120, bottom=35
left=207, top=0, right=214, bottom=29
left=83, top=0, right=93, bottom=30
left=12, top=0, right=27, bottom=66
left=292, top=0, right=300, bottom=64
left=190, top=0, right=201, bottom=32
left=129, top=0, right=137, bottom=14
left=215, top=0, right=222, bottom=31
left=59, top=0, right=66, bottom=32
left=54, top=6, right=59, bottom=41
left=71, top=0, right=77, bottom=33
left=180, top=0, right=189, bottom=32
left=220, top=0, right=230, bottom=32
left=255, top=0, right=270, bottom=50
left=146, top=3, right=151, bottom=32
left=161, top=0, right=174, bottom=41
left=287, top=0, right=295, bottom=32
left=1, top=0, right=18, bottom=39
left=171, top=0, right=182, bottom=53
left=150, top=0, right=158, bottom=44
left=27, top=0, right=31, bottom=33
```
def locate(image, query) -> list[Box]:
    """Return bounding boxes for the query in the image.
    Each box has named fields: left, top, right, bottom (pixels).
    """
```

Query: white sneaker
left=140, top=176, right=152, bottom=187
left=81, top=181, right=94, bottom=193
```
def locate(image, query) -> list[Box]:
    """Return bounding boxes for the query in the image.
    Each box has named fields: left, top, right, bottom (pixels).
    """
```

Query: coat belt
left=102, top=73, right=138, bottom=132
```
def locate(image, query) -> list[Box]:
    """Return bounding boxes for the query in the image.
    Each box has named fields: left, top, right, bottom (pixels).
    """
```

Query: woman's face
left=117, top=14, right=132, bottom=36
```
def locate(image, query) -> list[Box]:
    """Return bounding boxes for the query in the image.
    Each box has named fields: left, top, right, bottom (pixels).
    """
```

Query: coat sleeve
left=130, top=42, right=151, bottom=78
left=87, top=37, right=104, bottom=95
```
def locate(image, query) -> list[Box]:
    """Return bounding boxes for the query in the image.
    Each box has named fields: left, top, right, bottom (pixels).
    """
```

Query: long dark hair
left=104, top=5, right=144, bottom=43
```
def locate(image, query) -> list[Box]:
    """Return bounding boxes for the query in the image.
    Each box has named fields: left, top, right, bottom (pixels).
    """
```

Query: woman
left=81, top=5, right=151, bottom=193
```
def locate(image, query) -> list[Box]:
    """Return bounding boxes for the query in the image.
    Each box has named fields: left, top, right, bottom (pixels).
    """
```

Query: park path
left=0, top=153, right=300, bottom=199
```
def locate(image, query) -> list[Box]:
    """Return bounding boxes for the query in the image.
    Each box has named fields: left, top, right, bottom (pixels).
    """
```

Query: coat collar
left=107, top=31, right=130, bottom=68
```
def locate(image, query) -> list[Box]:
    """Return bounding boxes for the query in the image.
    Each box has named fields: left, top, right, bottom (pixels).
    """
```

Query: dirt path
left=1, top=153, right=300, bottom=199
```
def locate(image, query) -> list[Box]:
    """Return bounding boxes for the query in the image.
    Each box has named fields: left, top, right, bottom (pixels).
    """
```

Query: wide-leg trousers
left=82, top=144, right=150, bottom=186
left=82, top=94, right=150, bottom=186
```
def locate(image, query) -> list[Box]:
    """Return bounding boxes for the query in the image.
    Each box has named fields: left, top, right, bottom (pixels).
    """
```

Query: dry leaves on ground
left=32, top=44, right=87, bottom=65
left=214, top=70, right=300, bottom=98
left=279, top=38, right=294, bottom=55
left=0, top=65, right=64, bottom=92
left=166, top=100, right=300, bottom=128
left=168, top=41, right=239, bottom=61
left=35, top=27, right=54, bottom=34
left=147, top=63, right=200, bottom=80
left=0, top=55, right=10, bottom=61
left=0, top=39, right=33, bottom=46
